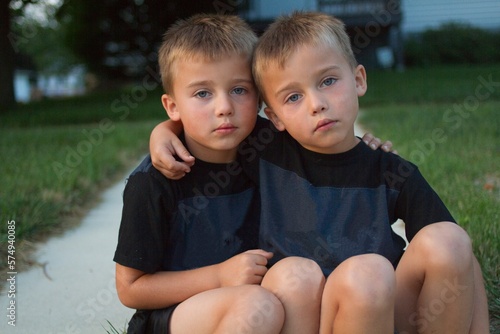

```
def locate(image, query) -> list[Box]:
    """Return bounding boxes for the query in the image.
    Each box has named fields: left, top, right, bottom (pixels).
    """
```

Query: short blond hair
left=158, top=14, right=258, bottom=94
left=253, top=11, right=357, bottom=99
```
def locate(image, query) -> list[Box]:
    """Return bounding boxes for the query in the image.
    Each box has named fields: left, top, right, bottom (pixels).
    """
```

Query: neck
left=184, top=136, right=237, bottom=163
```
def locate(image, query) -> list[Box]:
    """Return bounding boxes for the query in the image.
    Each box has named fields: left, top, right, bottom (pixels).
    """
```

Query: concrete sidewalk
left=1, top=171, right=135, bottom=333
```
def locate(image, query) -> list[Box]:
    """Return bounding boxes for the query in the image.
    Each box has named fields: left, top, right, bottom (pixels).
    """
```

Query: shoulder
left=372, top=148, right=423, bottom=191
left=336, top=142, right=421, bottom=190
left=125, top=155, right=173, bottom=195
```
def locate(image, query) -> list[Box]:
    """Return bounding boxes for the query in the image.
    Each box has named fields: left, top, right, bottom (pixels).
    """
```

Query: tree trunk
left=0, top=2, right=16, bottom=112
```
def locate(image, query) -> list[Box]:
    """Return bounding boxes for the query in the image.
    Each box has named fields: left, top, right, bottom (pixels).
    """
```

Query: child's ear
left=161, top=94, right=180, bottom=121
left=354, top=65, right=368, bottom=97
left=264, top=107, right=286, bottom=131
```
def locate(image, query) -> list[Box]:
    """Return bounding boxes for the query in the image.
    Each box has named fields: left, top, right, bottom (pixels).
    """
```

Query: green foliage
left=55, top=0, right=232, bottom=78
left=11, top=19, right=80, bottom=74
left=404, top=22, right=500, bottom=67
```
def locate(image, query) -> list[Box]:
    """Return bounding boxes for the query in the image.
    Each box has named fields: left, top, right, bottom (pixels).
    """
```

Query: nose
left=216, top=95, right=234, bottom=117
left=310, top=90, right=328, bottom=115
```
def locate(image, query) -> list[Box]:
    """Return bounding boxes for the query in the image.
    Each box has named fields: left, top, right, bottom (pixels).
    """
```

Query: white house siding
left=14, top=70, right=32, bottom=103
left=36, top=66, right=86, bottom=98
left=401, top=0, right=500, bottom=32
left=243, top=0, right=317, bottom=21
left=242, top=0, right=500, bottom=32
left=13, top=66, right=86, bottom=103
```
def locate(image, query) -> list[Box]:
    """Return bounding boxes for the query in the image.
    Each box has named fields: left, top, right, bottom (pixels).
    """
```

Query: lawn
left=360, top=64, right=500, bottom=330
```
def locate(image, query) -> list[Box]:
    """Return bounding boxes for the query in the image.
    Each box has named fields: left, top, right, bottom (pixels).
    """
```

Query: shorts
left=127, top=304, right=179, bottom=334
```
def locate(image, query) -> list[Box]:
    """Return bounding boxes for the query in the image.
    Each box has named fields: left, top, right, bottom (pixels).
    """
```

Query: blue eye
left=286, top=94, right=301, bottom=103
left=322, top=77, right=336, bottom=87
left=232, top=87, right=246, bottom=95
left=195, top=91, right=210, bottom=98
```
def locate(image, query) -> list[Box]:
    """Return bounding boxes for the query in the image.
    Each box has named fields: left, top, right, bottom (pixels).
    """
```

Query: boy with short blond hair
left=150, top=11, right=489, bottom=334
left=252, top=11, right=489, bottom=334
left=114, top=14, right=285, bottom=334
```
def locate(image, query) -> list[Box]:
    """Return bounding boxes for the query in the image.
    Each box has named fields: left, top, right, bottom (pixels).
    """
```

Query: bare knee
left=326, top=254, right=396, bottom=310
left=263, top=257, right=325, bottom=302
left=411, top=222, right=473, bottom=273
left=231, top=285, right=285, bottom=333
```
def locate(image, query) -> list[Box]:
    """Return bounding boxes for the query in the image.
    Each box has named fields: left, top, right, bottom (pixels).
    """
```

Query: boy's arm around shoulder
left=150, top=120, right=195, bottom=179
left=115, top=249, right=273, bottom=309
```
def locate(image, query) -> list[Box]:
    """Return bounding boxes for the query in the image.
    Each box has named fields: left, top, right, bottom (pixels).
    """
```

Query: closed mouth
left=215, top=123, right=237, bottom=132
left=315, top=119, right=337, bottom=131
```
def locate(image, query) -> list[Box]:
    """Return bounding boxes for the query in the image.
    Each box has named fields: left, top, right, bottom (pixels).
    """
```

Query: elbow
left=116, top=282, right=138, bottom=309
left=115, top=264, right=147, bottom=309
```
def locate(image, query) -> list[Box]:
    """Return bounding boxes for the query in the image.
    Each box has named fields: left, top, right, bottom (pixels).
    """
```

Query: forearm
left=116, top=264, right=220, bottom=310
left=153, top=119, right=184, bottom=138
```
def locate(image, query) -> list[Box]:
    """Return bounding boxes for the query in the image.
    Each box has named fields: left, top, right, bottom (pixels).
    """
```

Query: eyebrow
left=319, top=65, right=342, bottom=75
left=274, top=65, right=341, bottom=98
left=187, top=80, right=214, bottom=89
left=274, top=82, right=300, bottom=99
left=187, top=78, right=254, bottom=89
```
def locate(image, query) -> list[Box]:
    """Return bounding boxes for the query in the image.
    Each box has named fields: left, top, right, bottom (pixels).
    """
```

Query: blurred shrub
left=404, top=22, right=500, bottom=67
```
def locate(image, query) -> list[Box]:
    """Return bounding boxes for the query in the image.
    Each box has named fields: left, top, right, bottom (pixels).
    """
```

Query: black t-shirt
left=114, top=153, right=260, bottom=274
left=241, top=117, right=455, bottom=275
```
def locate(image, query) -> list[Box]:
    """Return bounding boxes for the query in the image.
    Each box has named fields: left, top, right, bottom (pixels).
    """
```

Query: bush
left=404, top=22, right=500, bottom=67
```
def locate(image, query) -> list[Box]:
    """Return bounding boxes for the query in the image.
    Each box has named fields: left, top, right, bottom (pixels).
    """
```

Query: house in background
left=401, top=0, right=500, bottom=33
left=239, top=0, right=404, bottom=69
left=13, top=53, right=36, bottom=103
left=14, top=64, right=87, bottom=104
left=238, top=0, right=500, bottom=69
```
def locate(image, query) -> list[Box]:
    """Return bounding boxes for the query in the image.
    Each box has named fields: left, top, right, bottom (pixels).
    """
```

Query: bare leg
left=469, top=256, right=490, bottom=333
left=320, top=254, right=396, bottom=334
left=395, top=222, right=476, bottom=334
left=261, top=257, right=325, bottom=334
left=170, top=285, right=284, bottom=334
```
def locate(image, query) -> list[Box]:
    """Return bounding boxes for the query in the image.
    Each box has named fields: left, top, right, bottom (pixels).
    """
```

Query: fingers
left=172, top=139, right=195, bottom=166
left=363, top=133, right=398, bottom=154
left=252, top=266, right=269, bottom=284
left=149, top=120, right=195, bottom=179
left=150, top=138, right=195, bottom=179
left=244, top=249, right=274, bottom=261
left=157, top=161, right=192, bottom=180
left=381, top=140, right=393, bottom=152
left=361, top=132, right=374, bottom=144
left=362, top=132, right=382, bottom=150
left=246, top=250, right=273, bottom=283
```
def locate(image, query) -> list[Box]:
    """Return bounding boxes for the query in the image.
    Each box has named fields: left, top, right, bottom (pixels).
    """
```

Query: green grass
left=103, top=320, right=127, bottom=334
left=0, top=86, right=166, bottom=268
left=360, top=65, right=500, bottom=330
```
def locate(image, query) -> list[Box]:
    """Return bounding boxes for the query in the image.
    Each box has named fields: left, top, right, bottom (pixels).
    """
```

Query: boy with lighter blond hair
left=113, top=14, right=286, bottom=334
left=150, top=11, right=490, bottom=334
left=251, top=11, right=489, bottom=334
